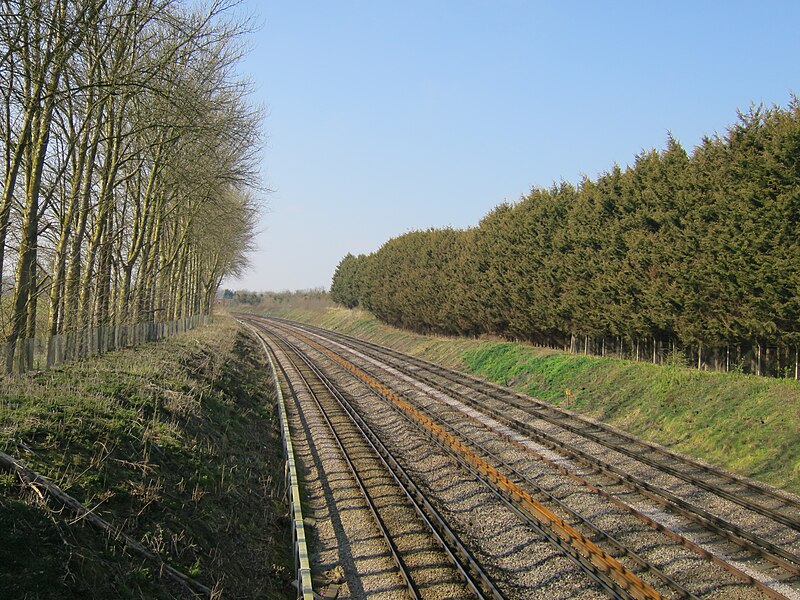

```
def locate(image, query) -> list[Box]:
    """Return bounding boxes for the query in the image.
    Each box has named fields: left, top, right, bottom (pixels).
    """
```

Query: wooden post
left=757, top=342, right=762, bottom=376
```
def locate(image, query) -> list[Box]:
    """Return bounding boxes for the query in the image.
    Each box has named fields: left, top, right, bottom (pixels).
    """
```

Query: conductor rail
left=241, top=321, right=314, bottom=600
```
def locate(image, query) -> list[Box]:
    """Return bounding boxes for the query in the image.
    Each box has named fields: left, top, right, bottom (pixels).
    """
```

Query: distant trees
left=231, top=290, right=263, bottom=306
left=0, top=0, right=262, bottom=373
left=331, top=102, right=800, bottom=377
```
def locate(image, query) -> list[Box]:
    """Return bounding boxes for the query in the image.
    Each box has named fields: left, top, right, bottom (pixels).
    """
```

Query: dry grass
left=0, top=314, right=293, bottom=599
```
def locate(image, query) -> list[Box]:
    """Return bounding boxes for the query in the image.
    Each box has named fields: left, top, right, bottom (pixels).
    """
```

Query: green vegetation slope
left=0, top=315, right=291, bottom=599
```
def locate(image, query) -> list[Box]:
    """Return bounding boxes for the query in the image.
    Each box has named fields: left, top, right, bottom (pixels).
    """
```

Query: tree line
left=331, top=102, right=800, bottom=378
left=0, top=0, right=262, bottom=372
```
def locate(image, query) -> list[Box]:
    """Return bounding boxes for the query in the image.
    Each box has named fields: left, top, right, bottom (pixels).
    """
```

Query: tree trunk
left=6, top=83, right=58, bottom=373
left=78, top=115, right=121, bottom=331
left=47, top=115, right=101, bottom=352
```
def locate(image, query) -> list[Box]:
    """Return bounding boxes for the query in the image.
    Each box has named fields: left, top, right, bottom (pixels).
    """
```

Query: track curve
left=240, top=314, right=800, bottom=600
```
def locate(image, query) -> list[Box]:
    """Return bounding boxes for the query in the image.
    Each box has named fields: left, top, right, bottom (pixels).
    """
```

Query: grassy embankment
left=254, top=300, right=799, bottom=496
left=0, top=314, right=292, bottom=599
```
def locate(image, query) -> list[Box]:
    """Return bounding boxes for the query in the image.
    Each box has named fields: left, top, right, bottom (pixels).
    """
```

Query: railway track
left=280, top=320, right=800, bottom=570
left=241, top=314, right=800, bottom=599
left=259, top=325, right=496, bottom=599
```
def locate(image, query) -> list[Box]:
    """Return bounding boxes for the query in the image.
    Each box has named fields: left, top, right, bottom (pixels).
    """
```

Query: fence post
left=1, top=314, right=208, bottom=376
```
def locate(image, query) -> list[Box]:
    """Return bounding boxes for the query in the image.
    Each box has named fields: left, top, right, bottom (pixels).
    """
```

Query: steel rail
left=254, top=323, right=504, bottom=600
left=353, top=345, right=800, bottom=574
left=392, top=389, right=698, bottom=599
left=350, top=352, right=797, bottom=600
left=249, top=316, right=799, bottom=599
left=363, top=351, right=800, bottom=574
left=268, top=318, right=800, bottom=552
left=265, top=331, right=424, bottom=599
left=263, top=320, right=666, bottom=600
left=280, top=317, right=800, bottom=529
left=240, top=321, right=315, bottom=600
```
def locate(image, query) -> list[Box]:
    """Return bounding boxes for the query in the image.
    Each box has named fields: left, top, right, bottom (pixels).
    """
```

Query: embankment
left=0, top=315, right=291, bottom=599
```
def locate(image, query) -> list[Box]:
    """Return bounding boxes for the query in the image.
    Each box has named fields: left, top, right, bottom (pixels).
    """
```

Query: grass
left=0, top=314, right=292, bottom=599
left=252, top=302, right=800, bottom=496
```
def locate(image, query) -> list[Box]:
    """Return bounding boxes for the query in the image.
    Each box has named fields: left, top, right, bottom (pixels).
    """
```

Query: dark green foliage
left=230, top=290, right=263, bottom=305
left=330, top=100, right=800, bottom=377
left=330, top=253, right=365, bottom=308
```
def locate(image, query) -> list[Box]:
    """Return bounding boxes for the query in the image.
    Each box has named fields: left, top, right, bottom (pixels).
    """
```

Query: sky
left=223, top=1, right=800, bottom=292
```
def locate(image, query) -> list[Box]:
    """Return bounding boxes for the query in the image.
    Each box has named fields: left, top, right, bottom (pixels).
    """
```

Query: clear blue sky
left=223, top=1, right=800, bottom=292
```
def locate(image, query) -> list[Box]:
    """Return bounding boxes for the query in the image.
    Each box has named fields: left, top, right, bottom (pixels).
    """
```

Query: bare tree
left=0, top=0, right=263, bottom=373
